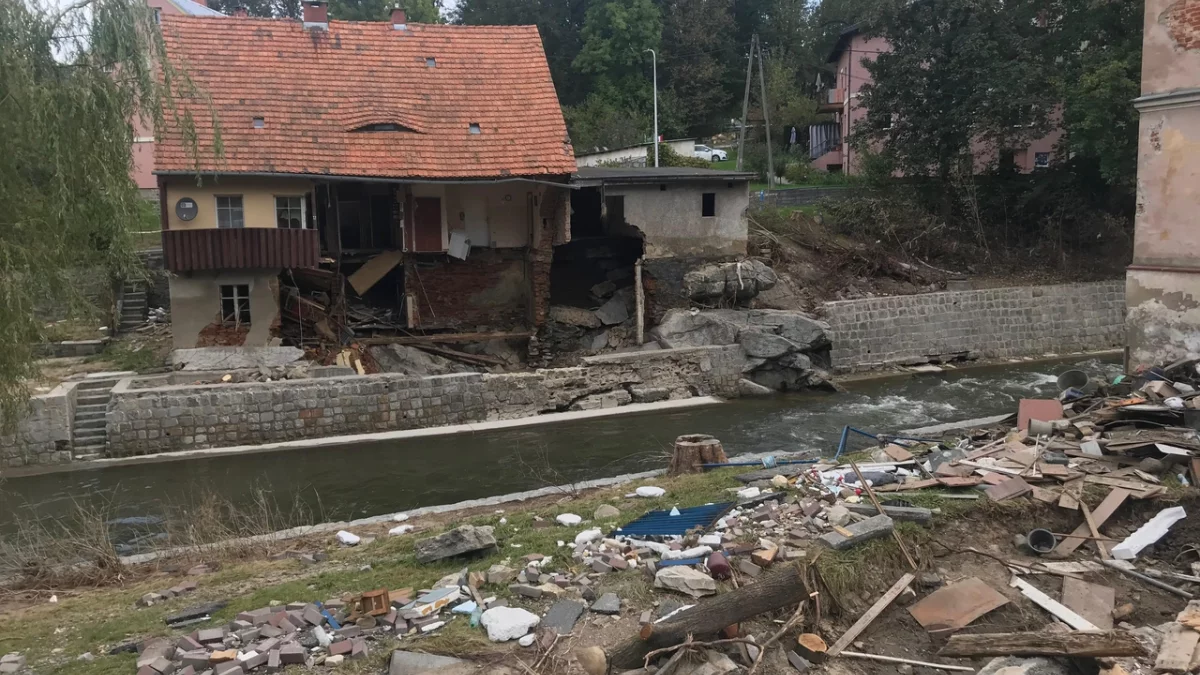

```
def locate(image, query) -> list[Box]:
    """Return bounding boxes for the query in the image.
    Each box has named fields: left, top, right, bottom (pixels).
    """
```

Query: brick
left=329, top=640, right=353, bottom=656
left=818, top=515, right=895, bottom=550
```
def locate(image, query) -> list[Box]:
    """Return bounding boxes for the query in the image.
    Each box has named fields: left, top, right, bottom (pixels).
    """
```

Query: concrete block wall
left=822, top=281, right=1126, bottom=370
left=0, top=385, right=75, bottom=468
left=103, top=345, right=744, bottom=457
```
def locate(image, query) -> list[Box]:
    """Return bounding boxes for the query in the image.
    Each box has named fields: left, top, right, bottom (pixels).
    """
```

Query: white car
left=694, top=145, right=728, bottom=162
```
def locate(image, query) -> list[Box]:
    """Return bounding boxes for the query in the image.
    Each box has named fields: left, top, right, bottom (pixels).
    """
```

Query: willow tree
left=0, top=0, right=210, bottom=425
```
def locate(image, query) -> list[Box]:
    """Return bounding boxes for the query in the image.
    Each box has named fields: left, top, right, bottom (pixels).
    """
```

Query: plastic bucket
left=1056, top=369, right=1089, bottom=390
left=1027, top=528, right=1057, bottom=554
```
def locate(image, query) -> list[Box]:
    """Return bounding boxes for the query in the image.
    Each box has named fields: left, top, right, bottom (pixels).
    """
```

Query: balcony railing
left=162, top=227, right=321, bottom=272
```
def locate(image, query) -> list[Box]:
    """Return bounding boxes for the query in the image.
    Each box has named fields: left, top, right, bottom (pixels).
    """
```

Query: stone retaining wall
left=821, top=281, right=1126, bottom=370
left=0, top=385, right=75, bottom=468
left=105, top=345, right=744, bottom=457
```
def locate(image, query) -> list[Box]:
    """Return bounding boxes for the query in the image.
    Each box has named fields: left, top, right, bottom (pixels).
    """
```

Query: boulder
left=654, top=566, right=717, bottom=598
left=594, top=504, right=621, bottom=519
left=595, top=294, right=630, bottom=326
left=739, top=330, right=793, bottom=359
left=480, top=607, right=540, bottom=642
left=746, top=310, right=830, bottom=350
left=683, top=260, right=777, bottom=302
left=414, top=525, right=497, bottom=564
left=977, top=657, right=1072, bottom=675
left=650, top=310, right=740, bottom=349
left=549, top=305, right=602, bottom=329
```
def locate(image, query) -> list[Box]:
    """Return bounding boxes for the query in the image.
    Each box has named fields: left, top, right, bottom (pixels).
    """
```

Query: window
left=468, top=123, right=481, bottom=135
left=425, top=57, right=436, bottom=67
left=153, top=8, right=161, bottom=24
left=216, top=196, right=244, bottom=229
left=252, top=117, right=265, bottom=128
left=220, top=284, right=251, bottom=327
left=701, top=192, right=716, bottom=217
left=1034, top=152, right=1050, bottom=169
left=275, top=196, right=306, bottom=229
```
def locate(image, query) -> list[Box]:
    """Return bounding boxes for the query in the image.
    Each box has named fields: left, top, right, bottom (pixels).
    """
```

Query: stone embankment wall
left=821, top=281, right=1126, bottom=370
left=104, top=346, right=743, bottom=457
left=0, top=385, right=75, bottom=468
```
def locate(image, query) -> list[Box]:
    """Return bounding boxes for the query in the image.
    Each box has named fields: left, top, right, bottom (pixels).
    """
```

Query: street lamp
left=645, top=48, right=658, bottom=168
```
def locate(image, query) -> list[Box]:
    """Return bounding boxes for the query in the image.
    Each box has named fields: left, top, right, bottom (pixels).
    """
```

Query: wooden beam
left=1051, top=488, right=1130, bottom=557
left=1010, top=577, right=1099, bottom=630
left=360, top=331, right=534, bottom=346
left=939, top=631, right=1146, bottom=658
left=827, top=573, right=916, bottom=657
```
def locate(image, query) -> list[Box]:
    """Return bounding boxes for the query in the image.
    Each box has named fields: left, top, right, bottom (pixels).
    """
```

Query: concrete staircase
left=119, top=280, right=147, bottom=333
left=72, top=378, right=118, bottom=459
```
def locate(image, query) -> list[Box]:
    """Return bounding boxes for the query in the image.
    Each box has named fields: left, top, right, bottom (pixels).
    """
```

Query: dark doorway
left=412, top=197, right=442, bottom=252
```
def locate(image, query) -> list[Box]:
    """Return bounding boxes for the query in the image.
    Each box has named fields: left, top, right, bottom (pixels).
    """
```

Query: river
left=0, top=357, right=1119, bottom=551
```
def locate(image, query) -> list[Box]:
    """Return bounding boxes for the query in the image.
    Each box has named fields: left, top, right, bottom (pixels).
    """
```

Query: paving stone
left=509, top=584, right=542, bottom=599
left=818, top=515, right=894, bottom=550
left=389, top=650, right=464, bottom=675
left=542, top=599, right=585, bottom=635
left=590, top=593, right=621, bottom=615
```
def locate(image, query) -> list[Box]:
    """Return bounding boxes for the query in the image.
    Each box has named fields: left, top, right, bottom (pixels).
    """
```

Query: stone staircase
left=119, top=280, right=147, bottom=333
left=72, top=378, right=118, bottom=459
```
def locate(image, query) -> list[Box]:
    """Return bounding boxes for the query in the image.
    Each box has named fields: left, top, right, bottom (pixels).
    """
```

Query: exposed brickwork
left=103, top=346, right=743, bottom=457
left=822, top=281, right=1126, bottom=370
left=408, top=252, right=528, bottom=330
left=1162, top=0, right=1200, bottom=50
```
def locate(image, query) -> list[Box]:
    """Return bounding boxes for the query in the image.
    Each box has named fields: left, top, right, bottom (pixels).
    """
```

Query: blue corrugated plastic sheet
left=612, top=502, right=735, bottom=537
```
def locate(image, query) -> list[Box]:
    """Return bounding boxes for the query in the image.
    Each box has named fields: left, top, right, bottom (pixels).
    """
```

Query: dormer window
left=252, top=117, right=265, bottom=128
left=468, top=123, right=481, bottom=135
left=352, top=122, right=415, bottom=132
left=425, top=57, right=436, bottom=67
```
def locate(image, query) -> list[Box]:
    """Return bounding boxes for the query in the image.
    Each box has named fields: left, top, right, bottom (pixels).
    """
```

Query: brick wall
left=104, top=345, right=744, bottom=457
left=822, top=281, right=1126, bottom=370
left=0, top=386, right=74, bottom=468
left=408, top=252, right=529, bottom=330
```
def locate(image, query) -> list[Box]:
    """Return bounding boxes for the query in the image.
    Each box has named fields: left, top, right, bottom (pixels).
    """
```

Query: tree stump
left=668, top=434, right=728, bottom=476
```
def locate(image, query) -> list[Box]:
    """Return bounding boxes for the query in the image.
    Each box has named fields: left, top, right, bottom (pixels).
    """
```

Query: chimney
left=233, top=5, right=248, bottom=16
left=302, top=1, right=328, bottom=30
left=391, top=7, right=406, bottom=29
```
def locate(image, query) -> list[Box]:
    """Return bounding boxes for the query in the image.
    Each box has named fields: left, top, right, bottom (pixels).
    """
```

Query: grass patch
left=89, top=342, right=162, bottom=372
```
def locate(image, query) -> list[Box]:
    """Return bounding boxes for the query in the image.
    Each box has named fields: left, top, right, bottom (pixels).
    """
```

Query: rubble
left=480, top=607, right=540, bottom=642
left=682, top=260, right=777, bottom=303
left=413, top=525, right=497, bottom=563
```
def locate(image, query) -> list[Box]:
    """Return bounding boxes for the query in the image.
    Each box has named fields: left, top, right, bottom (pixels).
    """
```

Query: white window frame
left=215, top=195, right=244, bottom=229
left=219, top=284, right=251, bottom=327
left=274, top=195, right=307, bottom=229
left=1034, top=152, right=1051, bottom=169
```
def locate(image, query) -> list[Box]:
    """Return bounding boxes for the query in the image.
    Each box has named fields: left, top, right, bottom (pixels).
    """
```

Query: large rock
left=683, top=260, right=777, bottom=302
left=654, top=566, right=717, bottom=598
left=745, top=310, right=830, bottom=350
left=739, top=331, right=793, bottom=359
left=414, top=526, right=497, bottom=564
left=977, top=657, right=1072, bottom=675
left=480, top=607, right=540, bottom=642
left=549, top=305, right=601, bottom=329
left=650, top=310, right=740, bottom=349
left=595, top=294, right=631, bottom=326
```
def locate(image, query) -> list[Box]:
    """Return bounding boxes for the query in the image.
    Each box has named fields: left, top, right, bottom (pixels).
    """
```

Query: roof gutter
left=153, top=170, right=578, bottom=189
left=572, top=174, right=756, bottom=188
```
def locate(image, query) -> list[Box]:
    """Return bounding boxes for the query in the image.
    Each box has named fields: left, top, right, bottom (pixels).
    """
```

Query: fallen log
left=939, top=631, right=1147, bottom=658
left=574, top=562, right=809, bottom=674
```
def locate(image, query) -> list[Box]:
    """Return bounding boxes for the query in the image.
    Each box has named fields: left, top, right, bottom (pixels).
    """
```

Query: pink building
left=131, top=0, right=225, bottom=198
left=809, top=26, right=1060, bottom=175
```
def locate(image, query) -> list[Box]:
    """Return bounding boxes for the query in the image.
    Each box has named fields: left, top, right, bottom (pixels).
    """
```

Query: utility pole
left=756, top=38, right=774, bottom=190
left=645, top=48, right=659, bottom=167
left=736, top=34, right=756, bottom=171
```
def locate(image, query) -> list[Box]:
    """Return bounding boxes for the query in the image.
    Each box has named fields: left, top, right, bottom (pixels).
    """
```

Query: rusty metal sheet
left=1018, top=399, right=1064, bottom=431
left=908, top=577, right=1010, bottom=632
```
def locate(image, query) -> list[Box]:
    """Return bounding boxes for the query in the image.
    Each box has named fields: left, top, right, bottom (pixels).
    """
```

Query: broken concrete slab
left=549, top=305, right=602, bottom=329
left=542, top=600, right=585, bottom=635
left=654, top=566, right=717, bottom=598
left=595, top=295, right=630, bottom=326
left=389, top=649, right=464, bottom=675
left=844, top=503, right=933, bottom=525
left=590, top=593, right=621, bottom=615
left=414, top=525, right=497, bottom=564
left=817, top=514, right=894, bottom=550
left=169, top=347, right=304, bottom=371
left=480, top=607, right=540, bottom=642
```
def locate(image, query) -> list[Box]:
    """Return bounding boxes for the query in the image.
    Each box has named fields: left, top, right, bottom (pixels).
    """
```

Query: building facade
left=1125, top=0, right=1200, bottom=368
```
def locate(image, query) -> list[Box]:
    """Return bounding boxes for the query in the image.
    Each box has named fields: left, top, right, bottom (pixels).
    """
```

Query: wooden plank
left=1052, top=488, right=1131, bottom=557
left=827, top=573, right=916, bottom=657
left=1191, top=457, right=1200, bottom=487
left=883, top=444, right=913, bottom=462
left=1039, top=462, right=1070, bottom=478
left=348, top=250, right=403, bottom=295
left=1058, top=477, right=1084, bottom=511
left=1084, top=475, right=1156, bottom=491
left=1061, top=578, right=1115, bottom=630
left=1155, top=624, right=1200, bottom=673
left=909, top=577, right=1009, bottom=632
left=939, top=631, right=1146, bottom=658
left=1080, top=501, right=1111, bottom=559
left=937, top=476, right=983, bottom=488
left=1031, top=486, right=1060, bottom=503
left=1010, top=577, right=1099, bottom=630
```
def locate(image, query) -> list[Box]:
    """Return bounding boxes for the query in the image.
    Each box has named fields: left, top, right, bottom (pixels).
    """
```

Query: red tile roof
left=156, top=16, right=576, bottom=179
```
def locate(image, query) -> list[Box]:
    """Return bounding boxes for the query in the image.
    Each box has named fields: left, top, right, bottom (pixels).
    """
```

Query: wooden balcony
left=162, top=227, right=321, bottom=272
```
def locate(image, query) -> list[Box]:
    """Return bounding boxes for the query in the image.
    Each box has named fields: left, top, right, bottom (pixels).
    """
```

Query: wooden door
left=412, top=197, right=442, bottom=252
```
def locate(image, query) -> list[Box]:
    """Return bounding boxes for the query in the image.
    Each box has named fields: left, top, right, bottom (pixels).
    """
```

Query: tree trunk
left=577, top=561, right=808, bottom=673
left=939, top=631, right=1147, bottom=658
left=668, top=434, right=728, bottom=476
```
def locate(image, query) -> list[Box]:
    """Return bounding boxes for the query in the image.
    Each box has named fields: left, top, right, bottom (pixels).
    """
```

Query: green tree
left=659, top=0, right=735, bottom=137
left=574, top=0, right=661, bottom=86
left=855, top=0, right=1056, bottom=182
left=206, top=0, right=301, bottom=18
left=328, top=0, right=441, bottom=22
left=0, top=0, right=211, bottom=425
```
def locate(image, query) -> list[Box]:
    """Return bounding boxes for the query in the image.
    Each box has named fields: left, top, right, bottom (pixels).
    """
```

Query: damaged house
left=154, top=4, right=575, bottom=350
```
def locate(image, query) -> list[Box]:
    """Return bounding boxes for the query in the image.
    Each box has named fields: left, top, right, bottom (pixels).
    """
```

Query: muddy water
left=0, top=357, right=1120, bottom=550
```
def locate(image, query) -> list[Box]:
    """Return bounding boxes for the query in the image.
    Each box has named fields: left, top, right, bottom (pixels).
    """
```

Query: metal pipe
left=645, top=48, right=658, bottom=168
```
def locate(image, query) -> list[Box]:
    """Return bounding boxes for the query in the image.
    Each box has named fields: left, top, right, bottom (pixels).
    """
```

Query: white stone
left=326, top=654, right=345, bottom=665
left=480, top=607, right=540, bottom=642
left=737, top=487, right=761, bottom=500
left=771, top=475, right=790, bottom=488
left=389, top=525, right=414, bottom=536
left=636, top=486, right=666, bottom=498
left=420, top=621, right=445, bottom=633
left=336, top=530, right=361, bottom=546
left=556, top=513, right=583, bottom=526
left=574, top=528, right=603, bottom=545
left=654, top=567, right=718, bottom=598
left=518, top=634, right=536, bottom=647
left=393, top=513, right=410, bottom=522
left=661, top=546, right=713, bottom=560
left=699, top=534, right=723, bottom=547
left=826, top=505, right=851, bottom=527
left=237, top=650, right=259, bottom=662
